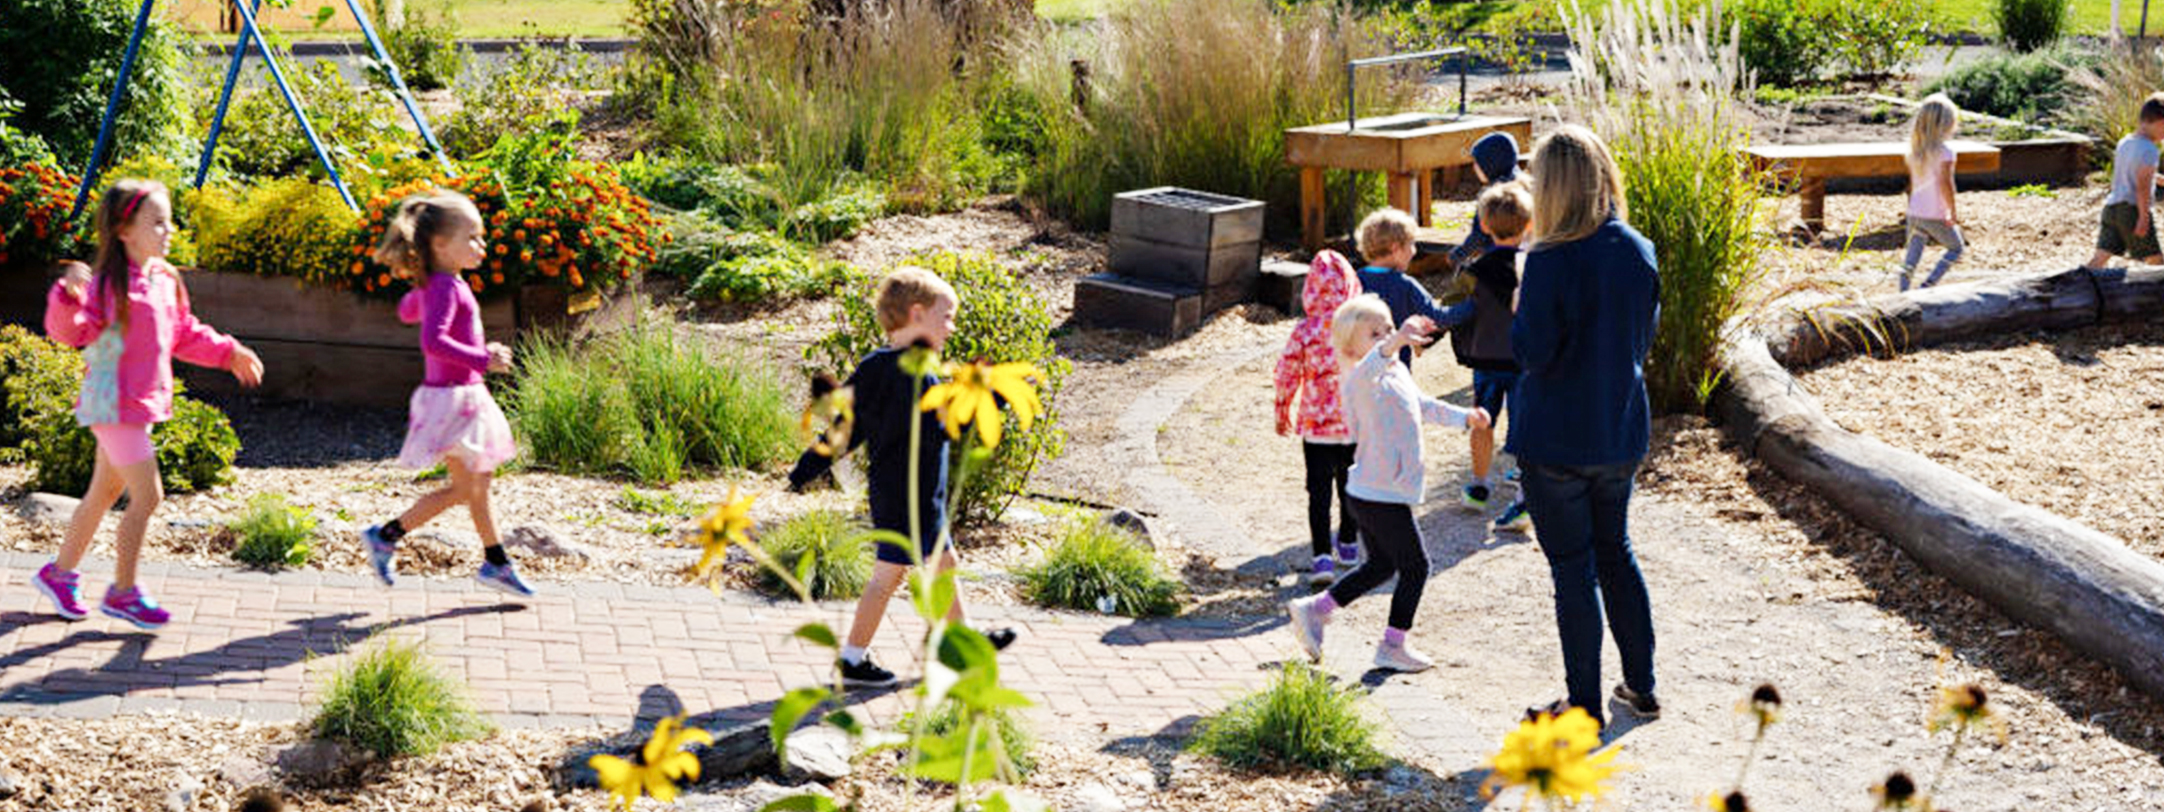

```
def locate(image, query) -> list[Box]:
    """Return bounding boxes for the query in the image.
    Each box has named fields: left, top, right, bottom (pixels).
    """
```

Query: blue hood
left=1472, top=132, right=1520, bottom=184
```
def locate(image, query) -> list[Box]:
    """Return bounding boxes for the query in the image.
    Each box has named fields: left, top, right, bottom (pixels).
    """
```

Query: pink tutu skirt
left=398, top=384, right=517, bottom=473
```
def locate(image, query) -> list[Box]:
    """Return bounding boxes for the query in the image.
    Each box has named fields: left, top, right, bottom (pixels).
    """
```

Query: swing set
left=71, top=0, right=454, bottom=219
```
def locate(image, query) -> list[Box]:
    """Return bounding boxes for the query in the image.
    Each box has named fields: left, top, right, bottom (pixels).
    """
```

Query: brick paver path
left=0, top=551, right=1289, bottom=738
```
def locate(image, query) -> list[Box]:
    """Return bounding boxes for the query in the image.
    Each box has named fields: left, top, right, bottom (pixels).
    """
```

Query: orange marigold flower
left=491, top=272, right=505, bottom=284
left=520, top=250, right=534, bottom=263
left=513, top=229, right=528, bottom=241
left=469, top=275, right=485, bottom=292
left=495, top=244, right=509, bottom=256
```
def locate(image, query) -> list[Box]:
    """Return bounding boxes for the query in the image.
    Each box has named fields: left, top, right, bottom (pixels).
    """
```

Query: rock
left=1104, top=508, right=1153, bottom=548
left=1002, top=505, right=1050, bottom=526
left=217, top=755, right=274, bottom=788
left=675, top=780, right=827, bottom=811
left=164, top=776, right=202, bottom=812
left=17, top=492, right=79, bottom=526
left=505, top=525, right=590, bottom=560
left=561, top=719, right=775, bottom=790
left=1071, top=782, right=1127, bottom=812
left=0, top=767, right=17, bottom=800
left=273, top=739, right=369, bottom=779
left=782, top=725, right=855, bottom=782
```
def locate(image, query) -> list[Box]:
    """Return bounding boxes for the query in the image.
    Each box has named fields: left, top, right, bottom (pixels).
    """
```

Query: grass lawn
left=1937, top=0, right=2162, bottom=35
left=168, top=0, right=624, bottom=39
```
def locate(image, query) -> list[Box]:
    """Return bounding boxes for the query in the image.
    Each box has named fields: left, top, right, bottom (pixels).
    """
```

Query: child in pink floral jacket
left=1274, top=250, right=1362, bottom=585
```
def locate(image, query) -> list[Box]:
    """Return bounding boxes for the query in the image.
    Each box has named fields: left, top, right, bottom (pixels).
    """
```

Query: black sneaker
left=1613, top=684, right=1661, bottom=720
left=985, top=628, right=1018, bottom=651
left=839, top=654, right=898, bottom=688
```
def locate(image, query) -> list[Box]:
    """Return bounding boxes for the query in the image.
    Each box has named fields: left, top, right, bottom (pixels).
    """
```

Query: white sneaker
left=1287, top=596, right=1327, bottom=662
left=1373, top=638, right=1434, bottom=673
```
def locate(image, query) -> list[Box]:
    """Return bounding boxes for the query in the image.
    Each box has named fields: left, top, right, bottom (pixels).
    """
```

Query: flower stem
left=1928, top=722, right=1968, bottom=801
left=1733, top=725, right=1767, bottom=791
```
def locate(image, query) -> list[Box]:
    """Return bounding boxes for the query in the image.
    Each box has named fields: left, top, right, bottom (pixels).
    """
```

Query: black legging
left=1328, top=495, right=1430, bottom=630
left=1302, top=442, right=1360, bottom=557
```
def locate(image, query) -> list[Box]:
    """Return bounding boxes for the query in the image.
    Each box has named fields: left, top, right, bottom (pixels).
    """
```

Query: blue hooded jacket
left=1447, top=132, right=1523, bottom=268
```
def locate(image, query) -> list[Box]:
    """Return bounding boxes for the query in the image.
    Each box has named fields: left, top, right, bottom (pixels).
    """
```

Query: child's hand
left=229, top=345, right=264, bottom=388
left=486, top=342, right=514, bottom=373
left=1395, top=316, right=1438, bottom=348
left=2139, top=213, right=2152, bottom=238
left=1466, top=407, right=1491, bottom=432
left=60, top=264, right=90, bottom=302
left=1276, top=417, right=1292, bottom=437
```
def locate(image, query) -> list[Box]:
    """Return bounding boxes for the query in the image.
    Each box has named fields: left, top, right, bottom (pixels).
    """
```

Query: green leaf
left=935, top=623, right=997, bottom=676
left=982, top=790, right=1053, bottom=812
left=760, top=794, right=841, bottom=812
left=824, top=709, right=861, bottom=736
left=903, top=730, right=1004, bottom=784
left=794, top=548, right=818, bottom=590
left=928, top=570, right=959, bottom=624
left=793, top=622, right=839, bottom=650
left=769, top=687, right=831, bottom=756
left=310, top=5, right=335, bottom=28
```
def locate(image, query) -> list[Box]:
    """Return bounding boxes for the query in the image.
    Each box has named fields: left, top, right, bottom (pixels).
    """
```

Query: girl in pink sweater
left=1273, top=250, right=1363, bottom=585
left=37, top=180, right=264, bottom=629
left=359, top=190, right=532, bottom=597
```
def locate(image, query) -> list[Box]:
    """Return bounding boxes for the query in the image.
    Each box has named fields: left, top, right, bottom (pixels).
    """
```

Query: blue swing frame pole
left=195, top=0, right=266, bottom=189
left=227, top=0, right=358, bottom=210
left=70, top=0, right=159, bottom=220
left=341, top=0, right=455, bottom=173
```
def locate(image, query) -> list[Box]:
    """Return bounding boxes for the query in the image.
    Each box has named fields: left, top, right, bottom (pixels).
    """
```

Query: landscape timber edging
left=1712, top=266, right=2164, bottom=700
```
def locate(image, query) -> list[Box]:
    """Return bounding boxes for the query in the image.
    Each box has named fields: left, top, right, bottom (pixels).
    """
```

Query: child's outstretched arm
left=1418, top=397, right=1488, bottom=431
left=43, top=267, right=105, bottom=348
left=1447, top=212, right=1493, bottom=268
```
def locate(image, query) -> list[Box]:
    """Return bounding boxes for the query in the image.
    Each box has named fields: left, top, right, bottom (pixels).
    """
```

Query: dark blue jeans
left=1521, top=460, right=1656, bottom=722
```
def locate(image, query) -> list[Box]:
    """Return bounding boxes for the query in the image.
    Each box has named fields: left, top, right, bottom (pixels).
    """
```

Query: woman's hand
left=229, top=345, right=264, bottom=388
left=486, top=342, right=514, bottom=373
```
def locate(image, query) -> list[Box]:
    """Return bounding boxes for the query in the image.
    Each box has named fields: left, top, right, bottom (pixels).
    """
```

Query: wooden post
left=1415, top=171, right=1434, bottom=227
left=1799, top=177, right=1827, bottom=231
left=1440, top=164, right=1463, bottom=195
left=1300, top=166, right=1327, bottom=253
left=1387, top=171, right=1415, bottom=219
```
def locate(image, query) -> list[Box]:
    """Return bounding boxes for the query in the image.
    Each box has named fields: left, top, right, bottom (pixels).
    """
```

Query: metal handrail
left=1346, top=47, right=1468, bottom=132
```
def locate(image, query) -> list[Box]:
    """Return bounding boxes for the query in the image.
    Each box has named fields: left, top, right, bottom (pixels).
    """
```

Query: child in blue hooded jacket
left=1448, top=131, right=1524, bottom=270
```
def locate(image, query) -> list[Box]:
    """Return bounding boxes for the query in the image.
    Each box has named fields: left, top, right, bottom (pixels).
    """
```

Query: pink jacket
left=1273, top=251, right=1359, bottom=441
left=46, top=259, right=238, bottom=426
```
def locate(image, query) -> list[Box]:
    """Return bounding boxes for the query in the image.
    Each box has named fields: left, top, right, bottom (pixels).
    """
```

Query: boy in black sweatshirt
left=788, top=267, right=1016, bottom=687
left=1450, top=181, right=1533, bottom=532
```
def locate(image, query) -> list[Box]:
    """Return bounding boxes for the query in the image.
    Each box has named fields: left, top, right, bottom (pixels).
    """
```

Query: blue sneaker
left=1461, top=483, right=1491, bottom=511
left=1308, top=556, right=1336, bottom=586
left=1493, top=500, right=1531, bottom=533
left=1505, top=468, right=1523, bottom=484
left=362, top=526, right=398, bottom=587
left=476, top=561, right=535, bottom=598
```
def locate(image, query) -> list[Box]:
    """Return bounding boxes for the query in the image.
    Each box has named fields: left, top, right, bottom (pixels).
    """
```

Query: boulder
left=1104, top=508, right=1153, bottom=548
left=782, top=725, right=854, bottom=782
left=272, top=739, right=369, bottom=780
left=505, top=524, right=590, bottom=560
left=217, top=754, right=274, bottom=789
left=16, top=492, right=79, bottom=527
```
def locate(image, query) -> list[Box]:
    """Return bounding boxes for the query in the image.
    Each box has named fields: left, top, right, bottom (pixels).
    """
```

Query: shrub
left=227, top=492, right=316, bottom=569
left=1568, top=0, right=1771, bottom=414
left=785, top=183, right=886, bottom=244
left=0, top=161, right=88, bottom=269
left=900, top=701, right=1036, bottom=778
left=618, top=155, right=780, bottom=228
left=1005, top=0, right=1419, bottom=231
left=509, top=322, right=798, bottom=484
left=0, top=98, right=55, bottom=168
left=1732, top=0, right=1838, bottom=87
left=808, top=251, right=1069, bottom=525
left=1927, top=47, right=2091, bottom=126
left=1018, top=515, right=1180, bottom=617
left=312, top=636, right=492, bottom=757
left=1996, top=0, right=2071, bottom=53
left=214, top=59, right=422, bottom=181
left=688, top=251, right=860, bottom=305
left=2071, top=41, right=2164, bottom=154
left=438, top=41, right=597, bottom=158
left=755, top=509, right=872, bottom=599
left=0, top=325, right=78, bottom=460
left=0, top=0, right=195, bottom=168
left=1189, top=662, right=1387, bottom=775
left=1731, top=0, right=1929, bottom=87
left=25, top=390, right=241, bottom=495
left=191, top=178, right=356, bottom=283
left=371, top=0, right=467, bottom=93
left=1828, top=0, right=1931, bottom=82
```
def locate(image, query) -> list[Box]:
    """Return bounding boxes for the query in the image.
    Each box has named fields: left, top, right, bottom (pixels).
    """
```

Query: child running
left=1274, top=250, right=1363, bottom=585
left=359, top=190, right=534, bottom=598
left=36, top=180, right=264, bottom=629
left=1286, top=296, right=1488, bottom=672
left=1901, top=93, right=1965, bottom=291
left=1449, top=182, right=1534, bottom=532
left=787, top=267, right=1016, bottom=688
left=2087, top=92, right=2164, bottom=270
left=1354, top=208, right=1461, bottom=368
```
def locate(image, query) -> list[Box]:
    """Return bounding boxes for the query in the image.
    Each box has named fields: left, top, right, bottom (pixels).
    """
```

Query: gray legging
left=1902, top=217, right=1965, bottom=290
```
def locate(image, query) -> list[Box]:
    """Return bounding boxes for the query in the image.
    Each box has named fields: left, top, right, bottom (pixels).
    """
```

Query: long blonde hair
left=1907, top=93, right=1958, bottom=178
left=372, top=190, right=482, bottom=279
left=1529, top=125, right=1626, bottom=247
left=91, top=179, right=175, bottom=328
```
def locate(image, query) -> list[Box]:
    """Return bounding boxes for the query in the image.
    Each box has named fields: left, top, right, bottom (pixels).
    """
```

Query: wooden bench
left=1746, top=140, right=2001, bottom=229
left=1286, top=113, right=1532, bottom=252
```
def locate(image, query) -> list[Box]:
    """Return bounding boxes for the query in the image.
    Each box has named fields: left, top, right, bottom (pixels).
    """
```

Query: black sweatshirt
left=1448, top=245, right=1522, bottom=373
left=787, top=346, right=950, bottom=537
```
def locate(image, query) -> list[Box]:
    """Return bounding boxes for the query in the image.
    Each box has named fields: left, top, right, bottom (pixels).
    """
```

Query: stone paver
left=0, top=551, right=1286, bottom=738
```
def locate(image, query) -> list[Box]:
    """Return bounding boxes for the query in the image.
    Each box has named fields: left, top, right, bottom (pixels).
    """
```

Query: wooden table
left=1745, top=140, right=2001, bottom=229
left=1285, top=113, right=1533, bottom=252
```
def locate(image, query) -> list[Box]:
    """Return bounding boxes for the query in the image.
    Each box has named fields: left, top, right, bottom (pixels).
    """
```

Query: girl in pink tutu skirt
left=359, top=190, right=532, bottom=597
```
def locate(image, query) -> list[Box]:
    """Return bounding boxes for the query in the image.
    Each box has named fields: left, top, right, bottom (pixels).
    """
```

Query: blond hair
left=1330, top=294, right=1391, bottom=362
left=873, top=266, right=957, bottom=333
left=91, top=179, right=175, bottom=328
left=1529, top=125, right=1627, bottom=247
left=1355, top=208, right=1417, bottom=261
left=1907, top=93, right=1958, bottom=178
left=372, top=190, right=482, bottom=278
left=1477, top=181, right=1533, bottom=242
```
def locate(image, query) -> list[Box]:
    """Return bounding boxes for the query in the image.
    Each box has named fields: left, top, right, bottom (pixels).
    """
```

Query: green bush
left=0, top=0, right=195, bottom=168
left=785, top=184, right=886, bottom=244
left=0, top=98, right=54, bottom=168
left=0, top=325, right=78, bottom=460
left=313, top=637, right=492, bottom=757
left=1189, top=662, right=1387, bottom=775
left=370, top=0, right=467, bottom=93
left=25, top=392, right=241, bottom=495
left=439, top=41, right=597, bottom=158
left=688, top=251, right=860, bottom=305
left=190, top=178, right=357, bottom=283
left=809, top=251, right=1069, bottom=525
left=1019, top=515, right=1180, bottom=617
left=1928, top=47, right=2091, bottom=126
left=900, top=701, right=1036, bottom=779
left=620, top=155, right=781, bottom=228
left=509, top=322, right=798, bottom=484
left=1730, top=0, right=1929, bottom=86
left=227, top=492, right=316, bottom=569
left=1829, top=0, right=1931, bottom=82
left=755, top=509, right=873, bottom=599
left=214, top=60, right=419, bottom=181
left=1996, top=0, right=2070, bottom=53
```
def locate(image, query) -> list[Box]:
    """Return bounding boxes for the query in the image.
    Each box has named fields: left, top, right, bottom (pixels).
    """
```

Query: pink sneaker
left=33, top=562, right=88, bottom=620
left=100, top=585, right=171, bottom=630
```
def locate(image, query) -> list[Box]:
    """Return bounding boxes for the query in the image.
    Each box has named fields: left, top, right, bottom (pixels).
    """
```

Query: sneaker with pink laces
left=100, top=585, right=171, bottom=630
left=32, top=562, right=88, bottom=620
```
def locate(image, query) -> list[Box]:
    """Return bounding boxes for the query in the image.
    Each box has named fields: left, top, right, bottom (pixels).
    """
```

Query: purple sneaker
left=101, top=585, right=171, bottom=630
left=33, top=562, right=88, bottom=620
left=1334, top=538, right=1360, bottom=569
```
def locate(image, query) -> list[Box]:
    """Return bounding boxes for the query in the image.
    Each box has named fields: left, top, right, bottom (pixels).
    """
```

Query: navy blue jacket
left=787, top=346, right=950, bottom=537
left=1505, top=219, right=1660, bottom=467
left=1359, top=266, right=1470, bottom=367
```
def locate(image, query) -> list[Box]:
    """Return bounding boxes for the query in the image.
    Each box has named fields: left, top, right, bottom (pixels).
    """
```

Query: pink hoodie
left=45, top=259, right=237, bottom=426
left=1273, top=251, right=1359, bottom=441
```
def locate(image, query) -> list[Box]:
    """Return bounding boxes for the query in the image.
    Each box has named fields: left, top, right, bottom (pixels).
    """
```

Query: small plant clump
left=1018, top=515, right=1181, bottom=617
left=312, top=637, right=493, bottom=757
left=227, top=493, right=317, bottom=570
left=755, top=508, right=873, bottom=600
left=1189, top=662, right=1388, bottom=775
left=901, top=700, right=1037, bottom=778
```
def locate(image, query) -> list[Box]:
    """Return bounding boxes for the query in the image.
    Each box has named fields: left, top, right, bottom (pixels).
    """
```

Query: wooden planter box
left=1107, top=187, right=1265, bottom=314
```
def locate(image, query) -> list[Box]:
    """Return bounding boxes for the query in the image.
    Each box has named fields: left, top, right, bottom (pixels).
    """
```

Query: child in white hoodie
left=1286, top=295, right=1489, bottom=672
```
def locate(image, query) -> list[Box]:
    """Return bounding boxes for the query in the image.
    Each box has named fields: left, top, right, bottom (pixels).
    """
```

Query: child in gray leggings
left=1902, top=94, right=1965, bottom=291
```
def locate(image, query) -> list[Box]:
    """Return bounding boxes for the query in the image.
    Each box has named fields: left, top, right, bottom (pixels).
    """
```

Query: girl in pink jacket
left=1273, top=250, right=1363, bottom=585
left=357, top=190, right=532, bottom=598
left=37, top=180, right=264, bottom=629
